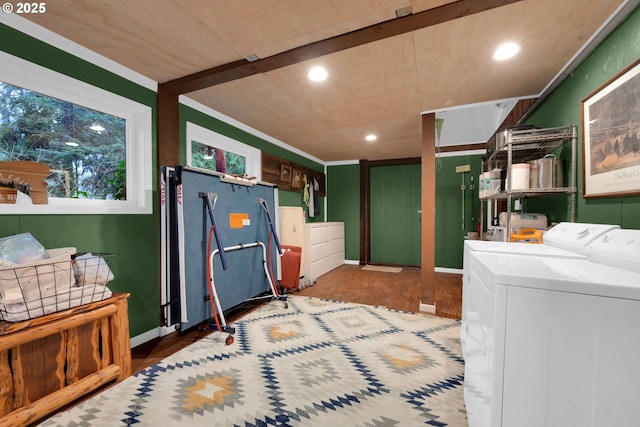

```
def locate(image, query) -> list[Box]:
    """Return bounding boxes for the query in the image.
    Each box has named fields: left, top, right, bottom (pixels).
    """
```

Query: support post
left=421, top=113, right=436, bottom=306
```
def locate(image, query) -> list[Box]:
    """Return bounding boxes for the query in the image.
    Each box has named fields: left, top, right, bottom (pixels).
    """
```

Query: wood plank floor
left=295, top=265, right=462, bottom=319
left=131, top=266, right=462, bottom=374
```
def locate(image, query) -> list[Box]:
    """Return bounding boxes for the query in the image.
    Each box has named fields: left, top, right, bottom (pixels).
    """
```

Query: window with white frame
left=0, top=50, right=152, bottom=214
left=186, top=122, right=261, bottom=179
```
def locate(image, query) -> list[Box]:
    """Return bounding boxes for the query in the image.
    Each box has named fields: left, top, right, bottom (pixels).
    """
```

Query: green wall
left=435, top=155, right=483, bottom=268
left=326, top=154, right=483, bottom=269
left=524, top=6, right=640, bottom=229
left=326, top=163, right=360, bottom=260
left=0, top=23, right=160, bottom=337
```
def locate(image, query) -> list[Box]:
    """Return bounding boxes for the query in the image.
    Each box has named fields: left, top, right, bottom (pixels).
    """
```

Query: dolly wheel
left=225, top=335, right=234, bottom=345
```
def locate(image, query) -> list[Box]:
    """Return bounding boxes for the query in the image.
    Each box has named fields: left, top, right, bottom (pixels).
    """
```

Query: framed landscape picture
left=581, top=58, right=640, bottom=198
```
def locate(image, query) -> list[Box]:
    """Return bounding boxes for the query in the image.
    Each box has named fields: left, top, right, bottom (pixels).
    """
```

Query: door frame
left=359, top=157, right=421, bottom=266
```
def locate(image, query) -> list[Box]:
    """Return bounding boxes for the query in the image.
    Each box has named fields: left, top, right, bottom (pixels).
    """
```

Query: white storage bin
left=510, top=163, right=530, bottom=190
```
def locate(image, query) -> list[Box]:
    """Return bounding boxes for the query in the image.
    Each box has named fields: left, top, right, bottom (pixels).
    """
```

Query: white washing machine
left=586, top=228, right=640, bottom=273
left=463, top=227, right=640, bottom=427
left=461, top=222, right=619, bottom=356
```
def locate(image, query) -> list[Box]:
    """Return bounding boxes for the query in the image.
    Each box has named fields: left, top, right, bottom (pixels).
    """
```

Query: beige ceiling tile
left=110, top=23, right=240, bottom=82
left=318, top=115, right=422, bottom=161
left=265, top=34, right=421, bottom=126
left=334, top=111, right=421, bottom=142
left=25, top=2, right=243, bottom=81
left=25, top=0, right=204, bottom=58
left=416, top=52, right=492, bottom=110
left=411, top=0, right=461, bottom=14
left=183, top=0, right=409, bottom=59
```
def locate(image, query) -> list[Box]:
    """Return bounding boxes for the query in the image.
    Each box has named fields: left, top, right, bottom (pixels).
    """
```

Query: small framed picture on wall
left=291, top=169, right=302, bottom=189
left=280, top=164, right=292, bottom=182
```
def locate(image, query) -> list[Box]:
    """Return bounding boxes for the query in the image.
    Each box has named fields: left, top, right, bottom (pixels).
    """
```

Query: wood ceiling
left=18, top=0, right=631, bottom=162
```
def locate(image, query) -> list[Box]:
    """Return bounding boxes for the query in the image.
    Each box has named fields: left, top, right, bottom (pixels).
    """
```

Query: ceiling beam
left=440, top=142, right=488, bottom=153
left=162, top=0, right=524, bottom=95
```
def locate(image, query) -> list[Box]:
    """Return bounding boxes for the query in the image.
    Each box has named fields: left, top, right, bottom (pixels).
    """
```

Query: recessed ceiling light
left=90, top=124, right=105, bottom=132
left=308, top=66, right=328, bottom=82
left=65, top=141, right=79, bottom=147
left=493, top=42, right=520, bottom=61
left=365, top=134, right=377, bottom=142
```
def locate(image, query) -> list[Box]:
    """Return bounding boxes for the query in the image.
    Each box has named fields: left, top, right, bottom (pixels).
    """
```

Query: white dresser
left=303, top=222, right=345, bottom=286
left=279, top=207, right=345, bottom=287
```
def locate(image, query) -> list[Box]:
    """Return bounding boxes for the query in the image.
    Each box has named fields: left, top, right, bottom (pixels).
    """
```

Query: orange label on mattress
left=229, top=213, right=250, bottom=229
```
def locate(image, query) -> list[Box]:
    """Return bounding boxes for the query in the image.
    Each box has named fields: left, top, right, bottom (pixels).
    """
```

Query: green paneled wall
left=178, top=104, right=325, bottom=219
left=524, top=6, right=640, bottom=229
left=0, top=23, right=160, bottom=337
left=435, top=155, right=483, bottom=269
left=327, top=164, right=360, bottom=261
left=325, top=155, right=483, bottom=269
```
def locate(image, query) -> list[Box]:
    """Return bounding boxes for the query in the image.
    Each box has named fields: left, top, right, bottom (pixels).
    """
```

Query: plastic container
left=499, top=212, right=548, bottom=232
left=487, top=179, right=501, bottom=196
left=510, top=163, right=530, bottom=190
left=480, top=169, right=505, bottom=197
left=510, top=228, right=543, bottom=244
left=487, top=169, right=501, bottom=179
left=0, top=233, right=49, bottom=266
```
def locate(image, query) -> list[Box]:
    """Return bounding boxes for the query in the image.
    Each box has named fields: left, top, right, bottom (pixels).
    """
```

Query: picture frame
left=280, top=164, right=292, bottom=182
left=581, top=58, right=640, bottom=198
left=291, top=169, right=302, bottom=189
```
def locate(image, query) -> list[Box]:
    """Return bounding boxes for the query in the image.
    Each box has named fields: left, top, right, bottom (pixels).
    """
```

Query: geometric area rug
left=39, top=296, right=468, bottom=426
